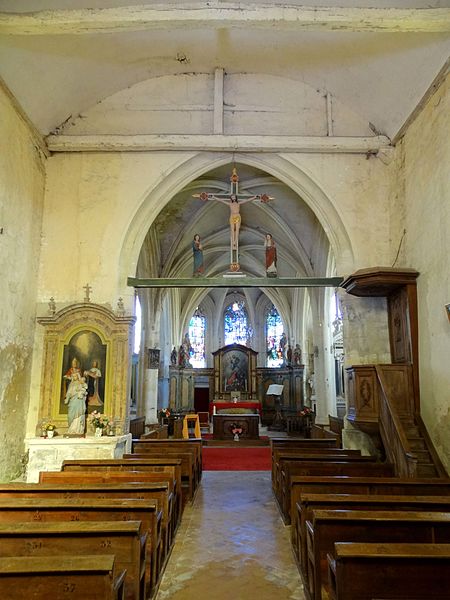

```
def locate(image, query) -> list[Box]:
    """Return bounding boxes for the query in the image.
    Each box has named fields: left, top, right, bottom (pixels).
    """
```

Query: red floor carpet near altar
left=202, top=447, right=271, bottom=471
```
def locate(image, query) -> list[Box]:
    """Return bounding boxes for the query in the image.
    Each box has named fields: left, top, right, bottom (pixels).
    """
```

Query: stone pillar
left=312, top=320, right=329, bottom=425
left=143, top=366, right=159, bottom=424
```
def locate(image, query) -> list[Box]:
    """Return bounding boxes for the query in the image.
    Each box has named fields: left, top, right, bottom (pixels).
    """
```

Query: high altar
left=169, top=343, right=304, bottom=424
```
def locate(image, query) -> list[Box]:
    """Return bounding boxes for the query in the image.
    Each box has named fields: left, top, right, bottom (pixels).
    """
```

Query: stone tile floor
left=156, top=471, right=305, bottom=600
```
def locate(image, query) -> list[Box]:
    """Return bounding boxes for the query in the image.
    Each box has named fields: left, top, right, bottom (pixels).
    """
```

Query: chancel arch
left=127, top=155, right=353, bottom=423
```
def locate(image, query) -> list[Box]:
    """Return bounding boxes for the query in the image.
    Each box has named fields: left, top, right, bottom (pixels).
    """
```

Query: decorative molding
left=46, top=134, right=391, bottom=154
left=1, top=5, right=449, bottom=35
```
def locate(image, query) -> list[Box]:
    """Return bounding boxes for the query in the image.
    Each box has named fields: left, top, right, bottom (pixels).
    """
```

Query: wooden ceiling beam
left=1, top=4, right=449, bottom=36
left=46, top=134, right=391, bottom=154
left=128, top=276, right=344, bottom=289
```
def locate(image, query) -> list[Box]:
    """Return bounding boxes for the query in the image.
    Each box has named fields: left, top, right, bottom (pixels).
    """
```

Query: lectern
left=267, top=384, right=284, bottom=431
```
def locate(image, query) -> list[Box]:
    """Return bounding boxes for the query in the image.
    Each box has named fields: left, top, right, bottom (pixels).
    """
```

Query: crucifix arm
left=239, top=194, right=273, bottom=205
left=193, top=192, right=227, bottom=204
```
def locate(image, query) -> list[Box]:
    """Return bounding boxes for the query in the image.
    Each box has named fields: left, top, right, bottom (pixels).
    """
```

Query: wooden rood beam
left=46, top=134, right=391, bottom=154
left=128, top=276, right=344, bottom=289
left=1, top=4, right=449, bottom=36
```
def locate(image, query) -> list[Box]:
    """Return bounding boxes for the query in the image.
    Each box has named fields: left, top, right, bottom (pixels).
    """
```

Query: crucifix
left=193, top=168, right=274, bottom=273
left=83, top=282, right=92, bottom=303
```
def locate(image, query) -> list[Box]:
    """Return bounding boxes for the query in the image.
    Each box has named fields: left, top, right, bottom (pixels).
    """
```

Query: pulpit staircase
left=376, top=366, right=447, bottom=478
left=399, top=416, right=446, bottom=478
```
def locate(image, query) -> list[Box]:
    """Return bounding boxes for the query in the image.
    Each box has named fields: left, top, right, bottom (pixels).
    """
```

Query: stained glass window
left=224, top=300, right=249, bottom=346
left=188, top=310, right=206, bottom=368
left=266, top=305, right=284, bottom=367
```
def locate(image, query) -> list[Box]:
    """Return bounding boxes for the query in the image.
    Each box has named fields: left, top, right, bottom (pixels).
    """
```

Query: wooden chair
left=182, top=415, right=201, bottom=439
left=197, top=412, right=210, bottom=431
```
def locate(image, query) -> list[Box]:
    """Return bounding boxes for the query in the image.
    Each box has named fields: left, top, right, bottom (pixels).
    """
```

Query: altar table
left=212, top=414, right=260, bottom=440
left=209, top=401, right=262, bottom=416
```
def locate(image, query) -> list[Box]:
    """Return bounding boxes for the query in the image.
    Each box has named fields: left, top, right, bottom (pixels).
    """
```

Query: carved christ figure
left=193, top=168, right=273, bottom=270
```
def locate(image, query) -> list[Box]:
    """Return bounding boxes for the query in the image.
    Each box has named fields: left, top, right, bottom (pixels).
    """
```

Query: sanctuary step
left=202, top=438, right=270, bottom=447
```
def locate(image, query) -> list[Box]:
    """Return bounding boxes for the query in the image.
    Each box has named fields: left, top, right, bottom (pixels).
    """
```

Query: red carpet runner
left=203, top=447, right=271, bottom=471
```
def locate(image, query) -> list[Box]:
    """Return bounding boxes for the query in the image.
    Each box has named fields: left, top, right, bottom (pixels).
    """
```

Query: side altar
left=25, top=435, right=132, bottom=483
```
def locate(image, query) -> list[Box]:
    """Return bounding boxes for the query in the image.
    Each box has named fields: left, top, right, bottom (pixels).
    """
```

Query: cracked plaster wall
left=397, top=74, right=450, bottom=472
left=0, top=87, right=45, bottom=481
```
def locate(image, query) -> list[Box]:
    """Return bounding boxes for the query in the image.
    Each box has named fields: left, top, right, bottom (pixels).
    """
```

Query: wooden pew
left=272, top=449, right=364, bottom=496
left=306, top=509, right=450, bottom=600
left=279, top=460, right=394, bottom=524
left=0, top=555, right=126, bottom=599
left=290, top=475, right=450, bottom=553
left=0, top=497, right=161, bottom=596
left=62, top=458, right=183, bottom=529
left=39, top=471, right=173, bottom=557
left=126, top=452, right=197, bottom=504
left=0, top=521, right=146, bottom=600
left=270, top=438, right=338, bottom=450
left=328, top=542, right=450, bottom=600
left=294, top=493, right=450, bottom=575
left=0, top=482, right=165, bottom=591
left=132, top=438, right=202, bottom=480
left=38, top=473, right=171, bottom=584
left=131, top=441, right=202, bottom=488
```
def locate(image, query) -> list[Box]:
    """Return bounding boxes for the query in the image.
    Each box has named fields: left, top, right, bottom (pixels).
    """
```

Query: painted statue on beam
left=192, top=234, right=204, bottom=277
left=193, top=168, right=274, bottom=273
left=265, top=233, right=277, bottom=277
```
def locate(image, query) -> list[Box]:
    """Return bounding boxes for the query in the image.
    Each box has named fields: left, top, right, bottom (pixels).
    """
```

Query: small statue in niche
left=279, top=332, right=287, bottom=364
left=64, top=371, right=88, bottom=435
left=180, top=332, right=193, bottom=367
left=170, top=346, right=177, bottom=366
left=293, top=343, right=302, bottom=366
left=286, top=345, right=293, bottom=366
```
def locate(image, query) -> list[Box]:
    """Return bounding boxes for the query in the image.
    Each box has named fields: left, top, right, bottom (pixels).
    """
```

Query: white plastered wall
left=0, top=86, right=45, bottom=480
left=396, top=75, right=450, bottom=471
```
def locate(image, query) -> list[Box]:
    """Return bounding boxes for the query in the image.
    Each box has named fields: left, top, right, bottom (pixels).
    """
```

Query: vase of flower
left=47, top=430, right=54, bottom=439
left=233, top=433, right=240, bottom=441
left=89, top=410, right=110, bottom=437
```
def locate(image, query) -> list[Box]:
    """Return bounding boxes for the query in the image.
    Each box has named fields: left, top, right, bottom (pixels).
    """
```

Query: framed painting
left=147, top=348, right=160, bottom=369
left=222, top=347, right=249, bottom=392
left=60, top=330, right=107, bottom=415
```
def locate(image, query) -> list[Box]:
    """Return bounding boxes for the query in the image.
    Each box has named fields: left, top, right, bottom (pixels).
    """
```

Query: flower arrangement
left=230, top=423, right=243, bottom=440
left=45, top=423, right=56, bottom=432
left=299, top=407, right=313, bottom=417
left=159, top=408, right=171, bottom=420
left=89, top=410, right=110, bottom=430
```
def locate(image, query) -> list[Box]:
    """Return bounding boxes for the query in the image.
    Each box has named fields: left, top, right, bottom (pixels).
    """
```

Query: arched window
left=266, top=304, right=284, bottom=367
left=188, top=309, right=206, bottom=368
left=224, top=300, right=250, bottom=346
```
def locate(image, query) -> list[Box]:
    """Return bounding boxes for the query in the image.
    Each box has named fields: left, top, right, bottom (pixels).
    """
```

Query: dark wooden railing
left=375, top=366, right=417, bottom=477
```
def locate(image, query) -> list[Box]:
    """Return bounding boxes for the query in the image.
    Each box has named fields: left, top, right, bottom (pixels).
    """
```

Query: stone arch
left=118, top=152, right=355, bottom=300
